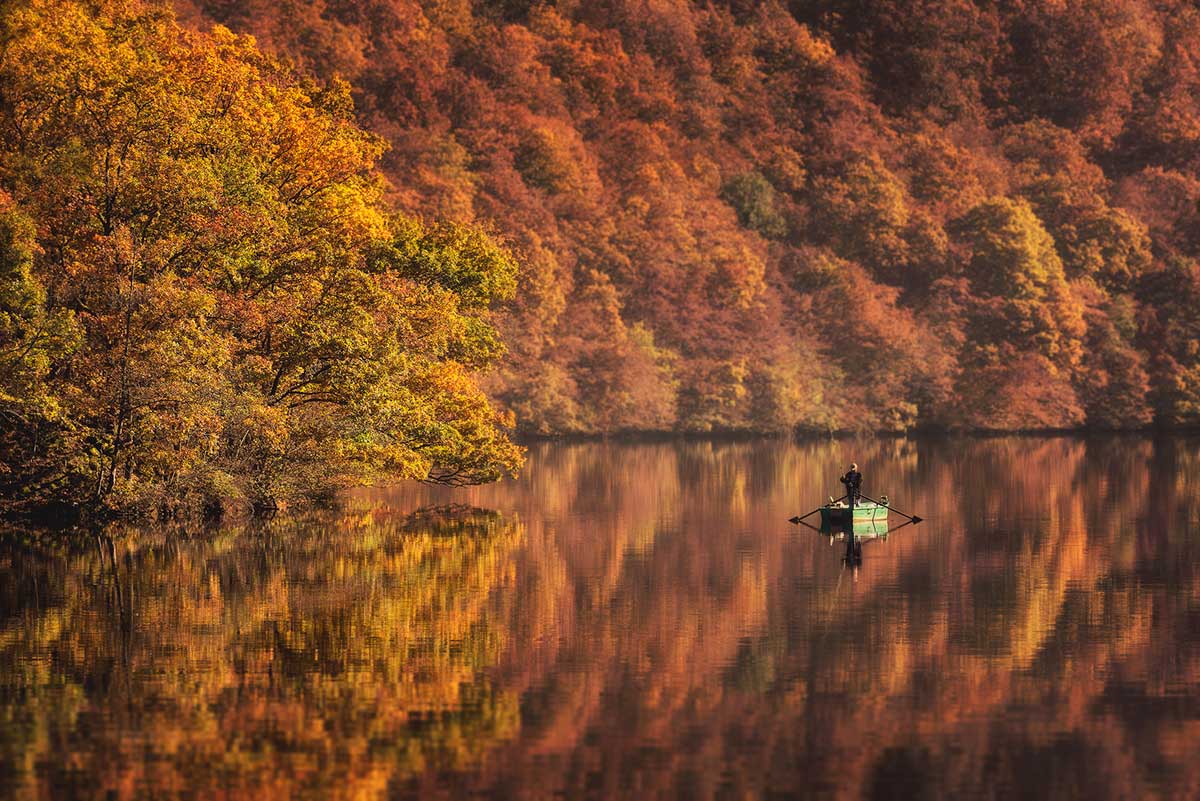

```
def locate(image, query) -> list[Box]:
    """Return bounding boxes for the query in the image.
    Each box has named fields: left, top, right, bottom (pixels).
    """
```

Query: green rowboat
left=818, top=496, right=889, bottom=528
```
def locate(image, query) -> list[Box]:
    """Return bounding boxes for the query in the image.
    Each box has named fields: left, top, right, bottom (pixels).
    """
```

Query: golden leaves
left=0, top=0, right=523, bottom=512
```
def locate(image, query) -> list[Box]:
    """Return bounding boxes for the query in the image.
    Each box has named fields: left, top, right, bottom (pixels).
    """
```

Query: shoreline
left=6, top=427, right=1198, bottom=528
left=514, top=424, right=1200, bottom=445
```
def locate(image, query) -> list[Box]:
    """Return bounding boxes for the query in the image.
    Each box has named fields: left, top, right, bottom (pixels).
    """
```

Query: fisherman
left=839, top=462, right=862, bottom=502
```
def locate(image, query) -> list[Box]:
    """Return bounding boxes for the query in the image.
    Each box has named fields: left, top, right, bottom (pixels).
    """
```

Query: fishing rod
left=858, top=492, right=922, bottom=524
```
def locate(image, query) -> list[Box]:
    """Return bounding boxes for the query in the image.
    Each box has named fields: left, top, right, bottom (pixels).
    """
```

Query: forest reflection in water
left=2, top=436, right=1200, bottom=800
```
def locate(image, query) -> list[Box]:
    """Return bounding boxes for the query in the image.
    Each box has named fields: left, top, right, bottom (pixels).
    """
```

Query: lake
left=2, top=436, right=1199, bottom=800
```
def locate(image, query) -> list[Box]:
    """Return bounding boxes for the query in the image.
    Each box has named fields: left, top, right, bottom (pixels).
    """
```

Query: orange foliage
left=43, top=0, right=1200, bottom=433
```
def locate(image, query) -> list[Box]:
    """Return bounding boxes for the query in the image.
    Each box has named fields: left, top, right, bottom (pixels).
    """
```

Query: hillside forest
left=171, top=0, right=1200, bottom=435
left=5, top=0, right=1200, bottom=511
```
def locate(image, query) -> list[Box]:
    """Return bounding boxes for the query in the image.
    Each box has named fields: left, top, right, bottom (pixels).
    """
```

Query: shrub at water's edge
left=0, top=0, right=523, bottom=516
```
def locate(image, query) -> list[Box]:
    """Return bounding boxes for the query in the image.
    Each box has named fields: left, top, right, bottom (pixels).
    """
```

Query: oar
left=788, top=495, right=846, bottom=525
left=791, top=517, right=822, bottom=533
left=859, top=492, right=923, bottom=524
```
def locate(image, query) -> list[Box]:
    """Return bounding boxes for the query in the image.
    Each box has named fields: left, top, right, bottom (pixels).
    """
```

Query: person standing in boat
left=840, top=462, right=862, bottom=502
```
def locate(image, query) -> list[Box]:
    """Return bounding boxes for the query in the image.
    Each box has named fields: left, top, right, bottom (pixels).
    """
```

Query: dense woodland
left=0, top=0, right=522, bottom=513
left=6, top=0, right=1200, bottom=510
left=169, top=0, right=1200, bottom=437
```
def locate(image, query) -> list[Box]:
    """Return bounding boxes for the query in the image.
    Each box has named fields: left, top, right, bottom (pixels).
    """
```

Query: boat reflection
left=801, top=516, right=914, bottom=565
left=818, top=517, right=891, bottom=540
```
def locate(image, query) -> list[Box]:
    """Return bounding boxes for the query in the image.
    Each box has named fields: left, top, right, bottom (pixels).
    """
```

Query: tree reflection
left=0, top=506, right=523, bottom=800
left=4, top=437, right=1200, bottom=800
left=401, top=437, right=1200, bottom=801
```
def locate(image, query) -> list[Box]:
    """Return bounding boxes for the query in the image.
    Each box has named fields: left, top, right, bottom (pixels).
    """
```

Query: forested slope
left=0, top=0, right=523, bottom=513
left=174, top=0, right=1200, bottom=434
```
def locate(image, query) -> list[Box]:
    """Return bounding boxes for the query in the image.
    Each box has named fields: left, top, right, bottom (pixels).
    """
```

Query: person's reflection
left=844, top=534, right=862, bottom=571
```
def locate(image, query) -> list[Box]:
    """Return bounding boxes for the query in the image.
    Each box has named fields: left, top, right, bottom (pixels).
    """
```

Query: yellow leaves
left=241, top=404, right=291, bottom=452
left=0, top=0, right=523, bottom=510
left=514, top=121, right=589, bottom=195
left=789, top=23, right=836, bottom=67
left=763, top=144, right=807, bottom=195
left=811, top=155, right=916, bottom=281
left=956, top=196, right=1064, bottom=301
left=708, top=241, right=767, bottom=309
left=748, top=1, right=835, bottom=73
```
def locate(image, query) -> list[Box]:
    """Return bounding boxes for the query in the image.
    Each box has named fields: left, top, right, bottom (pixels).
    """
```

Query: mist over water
left=2, top=436, right=1199, bottom=800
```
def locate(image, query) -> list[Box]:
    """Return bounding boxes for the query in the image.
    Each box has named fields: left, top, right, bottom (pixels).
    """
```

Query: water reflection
left=790, top=514, right=900, bottom=572
left=1, top=436, right=1199, bottom=800
left=0, top=506, right=523, bottom=800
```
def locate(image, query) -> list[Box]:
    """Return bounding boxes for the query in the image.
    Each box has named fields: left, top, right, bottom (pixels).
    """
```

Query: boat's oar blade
left=788, top=516, right=802, bottom=524
left=911, top=515, right=923, bottom=524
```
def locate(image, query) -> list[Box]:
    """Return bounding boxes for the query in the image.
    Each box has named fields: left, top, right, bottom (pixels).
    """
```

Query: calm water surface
left=2, top=437, right=1200, bottom=800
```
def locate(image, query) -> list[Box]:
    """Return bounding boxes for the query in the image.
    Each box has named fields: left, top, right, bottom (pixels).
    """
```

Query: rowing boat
left=818, top=496, right=889, bottom=527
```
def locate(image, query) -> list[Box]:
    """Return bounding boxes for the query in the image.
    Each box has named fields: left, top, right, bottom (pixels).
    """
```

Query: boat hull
left=819, top=517, right=889, bottom=539
left=819, top=500, right=888, bottom=528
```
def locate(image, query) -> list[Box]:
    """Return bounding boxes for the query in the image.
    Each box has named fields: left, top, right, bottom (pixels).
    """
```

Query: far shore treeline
left=5, top=0, right=1200, bottom=514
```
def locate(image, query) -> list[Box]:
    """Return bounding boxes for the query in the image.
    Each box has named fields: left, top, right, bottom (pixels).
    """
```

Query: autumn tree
left=0, top=0, right=521, bottom=514
left=1137, top=257, right=1200, bottom=425
left=0, top=193, right=81, bottom=500
left=948, top=197, right=1086, bottom=428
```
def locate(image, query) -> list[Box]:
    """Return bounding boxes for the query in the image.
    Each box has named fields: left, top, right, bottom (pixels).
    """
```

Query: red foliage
left=172, top=0, right=1200, bottom=432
